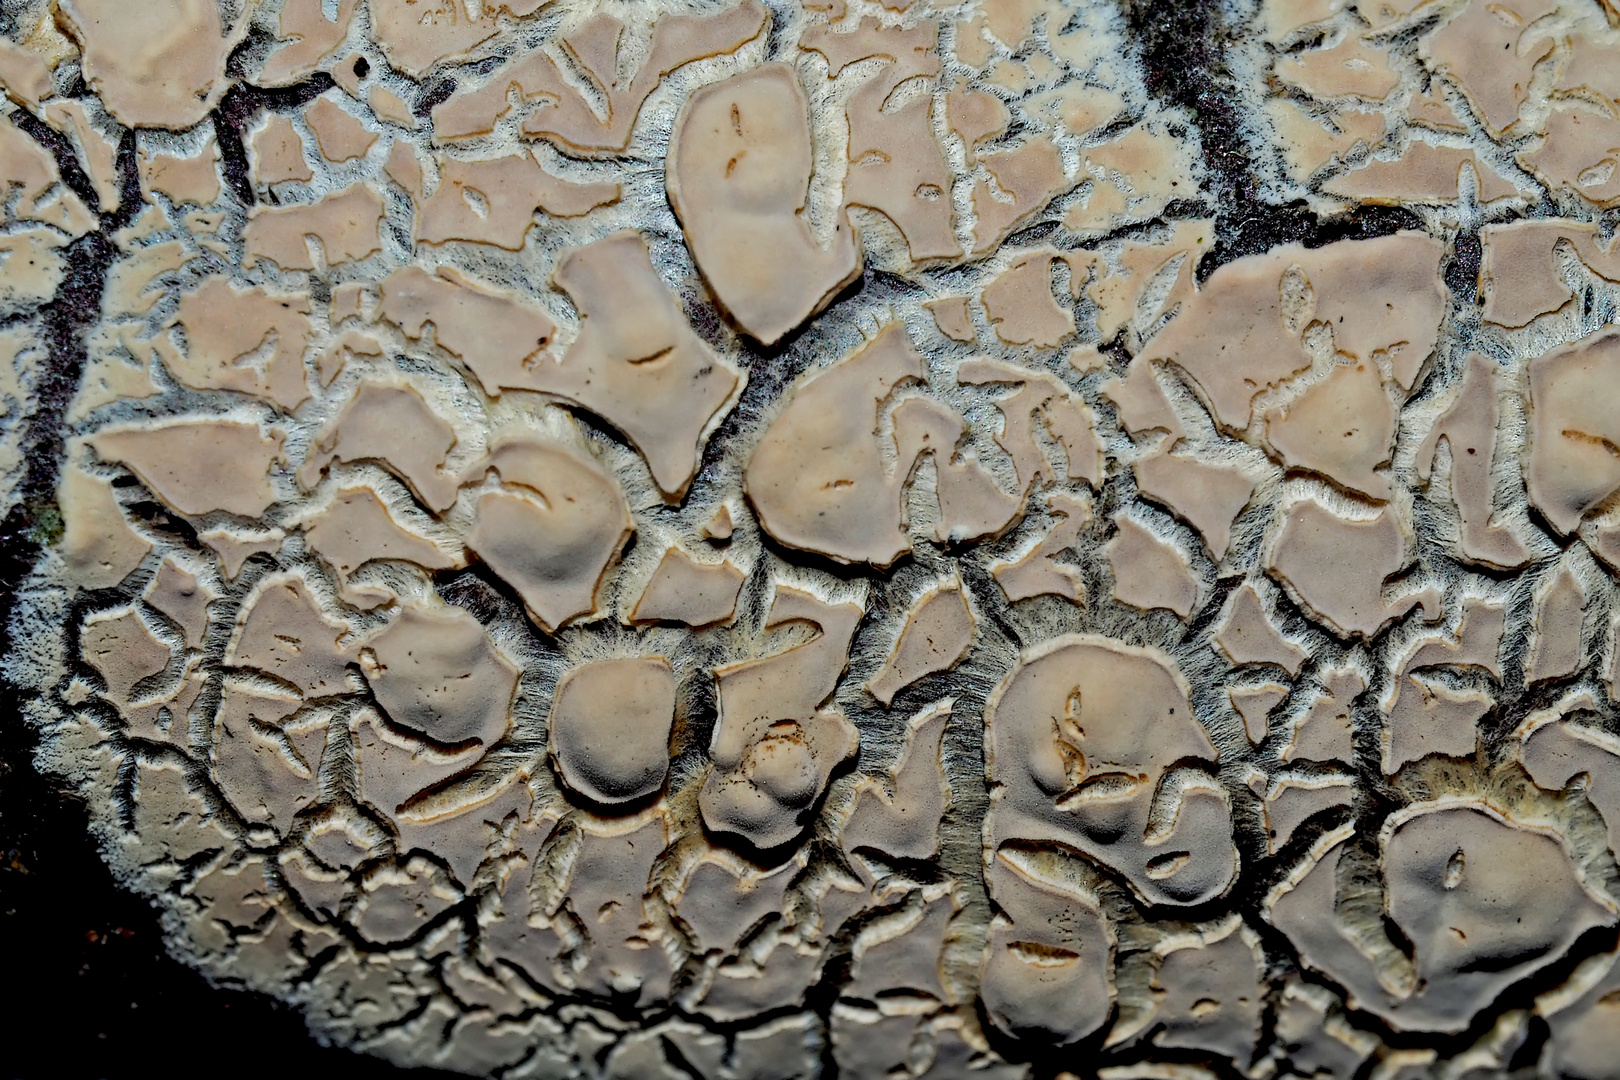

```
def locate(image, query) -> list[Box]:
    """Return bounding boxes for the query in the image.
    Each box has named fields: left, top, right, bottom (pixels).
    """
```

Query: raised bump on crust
left=137, top=136, right=221, bottom=207
left=548, top=656, right=676, bottom=806
left=1267, top=500, right=1440, bottom=639
left=1145, top=922, right=1264, bottom=1061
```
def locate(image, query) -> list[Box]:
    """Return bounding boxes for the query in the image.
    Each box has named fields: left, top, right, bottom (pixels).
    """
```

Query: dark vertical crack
left=1124, top=0, right=1420, bottom=279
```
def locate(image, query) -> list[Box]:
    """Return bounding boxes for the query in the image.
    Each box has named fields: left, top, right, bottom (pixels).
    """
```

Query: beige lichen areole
left=256, top=0, right=359, bottom=87
left=841, top=701, right=951, bottom=860
left=375, top=265, right=557, bottom=398
left=548, top=656, right=676, bottom=806
left=1415, top=354, right=1530, bottom=568
left=547, top=231, right=743, bottom=499
left=700, top=586, right=861, bottom=850
left=1266, top=807, right=1615, bottom=1034
left=138, top=138, right=222, bottom=208
left=90, top=419, right=285, bottom=519
left=362, top=604, right=516, bottom=748
left=1527, top=328, right=1620, bottom=535
left=667, top=63, right=861, bottom=345
left=464, top=436, right=633, bottom=633
left=57, top=464, right=150, bottom=590
left=986, top=634, right=1236, bottom=906
left=27, top=0, right=1620, bottom=1072
left=1322, top=141, right=1521, bottom=204
left=302, top=485, right=463, bottom=608
left=299, top=380, right=461, bottom=514
left=1268, top=500, right=1440, bottom=638
left=416, top=154, right=620, bottom=250
left=744, top=324, right=923, bottom=566
left=992, top=490, right=1090, bottom=605
left=1215, top=582, right=1309, bottom=675
left=369, top=0, right=548, bottom=78
left=431, top=1, right=767, bottom=147
left=630, top=547, right=745, bottom=628
left=982, top=249, right=1076, bottom=348
left=1480, top=219, right=1620, bottom=328
left=1133, top=450, right=1254, bottom=560
left=979, top=850, right=1114, bottom=1046
left=58, top=0, right=246, bottom=130
left=1264, top=360, right=1397, bottom=501
left=865, top=579, right=975, bottom=706
left=1105, top=515, right=1199, bottom=618
left=248, top=114, right=313, bottom=186
left=243, top=185, right=386, bottom=271
left=801, top=18, right=957, bottom=263
left=164, top=278, right=314, bottom=412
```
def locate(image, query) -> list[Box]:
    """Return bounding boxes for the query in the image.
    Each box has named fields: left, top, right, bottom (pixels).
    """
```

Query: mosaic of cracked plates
left=10, top=0, right=1620, bottom=1074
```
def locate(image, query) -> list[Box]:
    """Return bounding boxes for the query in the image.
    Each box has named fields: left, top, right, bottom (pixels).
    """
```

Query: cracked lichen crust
left=11, top=0, right=1620, bottom=1076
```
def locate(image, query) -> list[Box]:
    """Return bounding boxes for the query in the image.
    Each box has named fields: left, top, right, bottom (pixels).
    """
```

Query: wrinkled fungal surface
left=12, top=0, right=1620, bottom=1075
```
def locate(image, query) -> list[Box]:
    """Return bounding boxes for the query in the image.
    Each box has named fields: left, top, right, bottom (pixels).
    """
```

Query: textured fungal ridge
left=11, top=0, right=1620, bottom=1074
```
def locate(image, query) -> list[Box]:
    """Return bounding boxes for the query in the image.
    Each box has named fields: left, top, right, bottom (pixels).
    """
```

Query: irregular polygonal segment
left=865, top=581, right=975, bottom=707
left=548, top=657, right=675, bottom=807
left=701, top=586, right=862, bottom=851
left=667, top=62, right=861, bottom=346
left=464, top=436, right=633, bottom=633
left=986, top=634, right=1235, bottom=906
left=58, top=0, right=246, bottom=129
